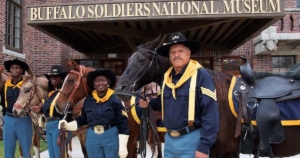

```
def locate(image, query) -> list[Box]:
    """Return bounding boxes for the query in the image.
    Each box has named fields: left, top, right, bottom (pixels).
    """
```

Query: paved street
left=37, top=136, right=300, bottom=158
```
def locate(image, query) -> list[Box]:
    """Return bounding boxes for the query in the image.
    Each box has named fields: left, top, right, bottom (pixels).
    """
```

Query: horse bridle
left=114, top=47, right=160, bottom=99
left=13, top=77, right=42, bottom=113
left=59, top=65, right=89, bottom=118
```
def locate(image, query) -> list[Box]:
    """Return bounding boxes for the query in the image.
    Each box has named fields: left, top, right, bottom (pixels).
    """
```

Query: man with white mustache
left=139, top=32, right=219, bottom=158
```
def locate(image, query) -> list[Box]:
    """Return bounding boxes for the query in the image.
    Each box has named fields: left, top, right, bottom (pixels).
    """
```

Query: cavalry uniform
left=1, top=59, right=32, bottom=158
left=150, top=60, right=219, bottom=157
left=76, top=89, right=129, bottom=158
left=41, top=89, right=72, bottom=158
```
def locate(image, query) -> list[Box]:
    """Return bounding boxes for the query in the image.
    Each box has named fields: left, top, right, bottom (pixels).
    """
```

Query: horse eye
left=68, top=79, right=74, bottom=84
left=24, top=88, right=30, bottom=93
left=138, top=58, right=146, bottom=62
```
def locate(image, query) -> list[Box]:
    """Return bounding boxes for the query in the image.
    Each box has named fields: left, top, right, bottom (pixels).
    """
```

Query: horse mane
left=23, top=76, right=49, bottom=92
left=205, top=68, right=233, bottom=102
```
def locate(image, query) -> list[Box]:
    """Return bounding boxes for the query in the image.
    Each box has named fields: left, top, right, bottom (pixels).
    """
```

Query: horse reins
left=13, top=77, right=43, bottom=122
left=59, top=65, right=89, bottom=116
left=58, top=65, right=89, bottom=158
left=114, top=47, right=160, bottom=99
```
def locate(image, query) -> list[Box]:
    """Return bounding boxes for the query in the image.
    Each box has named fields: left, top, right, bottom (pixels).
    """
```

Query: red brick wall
left=0, top=0, right=5, bottom=60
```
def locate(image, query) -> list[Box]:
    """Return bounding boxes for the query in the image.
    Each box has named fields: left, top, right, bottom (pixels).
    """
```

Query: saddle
left=236, top=57, right=300, bottom=157
left=240, top=56, right=300, bottom=85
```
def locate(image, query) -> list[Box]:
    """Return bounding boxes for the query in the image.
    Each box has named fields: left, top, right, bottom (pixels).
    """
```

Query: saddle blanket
left=130, top=96, right=166, bottom=132
left=229, top=76, right=300, bottom=126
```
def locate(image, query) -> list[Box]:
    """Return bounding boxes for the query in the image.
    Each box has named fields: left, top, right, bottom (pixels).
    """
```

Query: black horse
left=115, top=35, right=300, bottom=157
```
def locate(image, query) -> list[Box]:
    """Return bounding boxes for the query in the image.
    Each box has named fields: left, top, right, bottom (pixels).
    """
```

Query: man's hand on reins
left=30, top=105, right=41, bottom=113
left=138, top=97, right=150, bottom=108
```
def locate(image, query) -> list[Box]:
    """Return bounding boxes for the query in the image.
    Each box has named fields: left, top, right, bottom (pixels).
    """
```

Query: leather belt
left=167, top=126, right=197, bottom=137
left=6, top=112, right=28, bottom=118
left=6, top=112, right=14, bottom=117
left=46, top=116, right=61, bottom=122
left=92, top=124, right=115, bottom=134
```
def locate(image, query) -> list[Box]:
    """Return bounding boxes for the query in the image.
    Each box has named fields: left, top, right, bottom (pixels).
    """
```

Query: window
left=297, top=0, right=300, bottom=7
left=75, top=59, right=126, bottom=76
left=221, top=56, right=243, bottom=76
left=78, top=60, right=93, bottom=67
left=102, top=59, right=125, bottom=76
left=6, top=0, right=22, bottom=52
left=272, top=56, right=295, bottom=73
left=192, top=57, right=213, bottom=70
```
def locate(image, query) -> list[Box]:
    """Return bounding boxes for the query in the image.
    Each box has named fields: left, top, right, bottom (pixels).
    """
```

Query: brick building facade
left=0, top=0, right=299, bottom=76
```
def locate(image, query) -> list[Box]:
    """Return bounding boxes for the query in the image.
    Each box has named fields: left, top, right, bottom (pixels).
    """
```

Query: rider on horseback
left=139, top=32, right=220, bottom=158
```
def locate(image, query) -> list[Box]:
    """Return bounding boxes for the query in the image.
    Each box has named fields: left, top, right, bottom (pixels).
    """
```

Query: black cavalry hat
left=45, top=65, right=68, bottom=80
left=156, top=32, right=201, bottom=57
left=87, top=68, right=116, bottom=89
left=4, top=58, right=29, bottom=75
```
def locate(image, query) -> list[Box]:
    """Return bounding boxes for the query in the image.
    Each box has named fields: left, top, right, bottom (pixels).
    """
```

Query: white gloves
left=118, top=134, right=129, bottom=158
left=58, top=120, right=78, bottom=131
left=38, top=115, right=46, bottom=127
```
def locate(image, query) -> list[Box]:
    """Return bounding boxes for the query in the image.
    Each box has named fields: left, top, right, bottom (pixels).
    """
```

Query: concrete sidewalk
left=38, top=136, right=84, bottom=158
left=38, top=136, right=300, bottom=158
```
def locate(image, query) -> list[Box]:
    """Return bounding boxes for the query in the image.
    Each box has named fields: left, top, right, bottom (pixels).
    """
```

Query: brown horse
left=115, top=35, right=300, bottom=157
left=54, top=60, right=95, bottom=158
left=55, top=60, right=164, bottom=158
left=12, top=70, right=88, bottom=158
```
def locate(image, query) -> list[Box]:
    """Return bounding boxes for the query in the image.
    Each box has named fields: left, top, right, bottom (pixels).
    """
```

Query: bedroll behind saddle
left=235, top=56, right=300, bottom=157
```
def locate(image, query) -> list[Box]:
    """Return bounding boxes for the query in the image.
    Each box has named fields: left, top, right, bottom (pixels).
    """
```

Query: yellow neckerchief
left=92, top=88, right=114, bottom=103
left=48, top=89, right=60, bottom=117
left=48, top=90, right=56, bottom=97
left=49, top=92, right=60, bottom=117
left=163, top=60, right=202, bottom=99
left=4, top=79, right=24, bottom=108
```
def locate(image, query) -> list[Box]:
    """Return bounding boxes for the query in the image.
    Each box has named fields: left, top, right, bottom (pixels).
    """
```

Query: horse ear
left=150, top=34, right=162, bottom=50
left=0, top=66, right=4, bottom=73
left=70, top=59, right=80, bottom=71
left=28, top=70, right=33, bottom=78
left=27, top=69, right=34, bottom=79
left=67, top=61, right=73, bottom=68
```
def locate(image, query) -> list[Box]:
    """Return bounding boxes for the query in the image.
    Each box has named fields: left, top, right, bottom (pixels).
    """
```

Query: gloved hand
left=58, top=120, right=78, bottom=131
left=38, top=115, right=46, bottom=127
left=118, top=134, right=129, bottom=158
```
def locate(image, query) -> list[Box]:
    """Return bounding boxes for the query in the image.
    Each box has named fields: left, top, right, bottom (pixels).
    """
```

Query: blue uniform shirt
left=149, top=66, right=220, bottom=154
left=76, top=94, right=129, bottom=135
left=42, top=91, right=73, bottom=122
left=1, top=79, right=23, bottom=115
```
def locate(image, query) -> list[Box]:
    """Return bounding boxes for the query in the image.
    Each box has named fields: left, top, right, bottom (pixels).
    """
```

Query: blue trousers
left=164, top=129, right=201, bottom=158
left=46, top=120, right=71, bottom=158
left=3, top=115, right=33, bottom=158
left=86, top=126, right=119, bottom=158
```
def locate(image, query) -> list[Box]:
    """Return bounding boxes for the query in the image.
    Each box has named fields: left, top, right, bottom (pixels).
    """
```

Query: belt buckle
left=94, top=125, right=104, bottom=134
left=170, top=130, right=180, bottom=137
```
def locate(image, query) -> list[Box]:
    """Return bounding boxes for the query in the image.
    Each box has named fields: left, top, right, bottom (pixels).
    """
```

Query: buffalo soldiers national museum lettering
left=26, top=0, right=285, bottom=64
left=28, top=0, right=282, bottom=22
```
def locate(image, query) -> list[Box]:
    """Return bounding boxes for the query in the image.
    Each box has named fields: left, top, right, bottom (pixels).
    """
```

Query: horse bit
left=59, top=65, right=89, bottom=119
